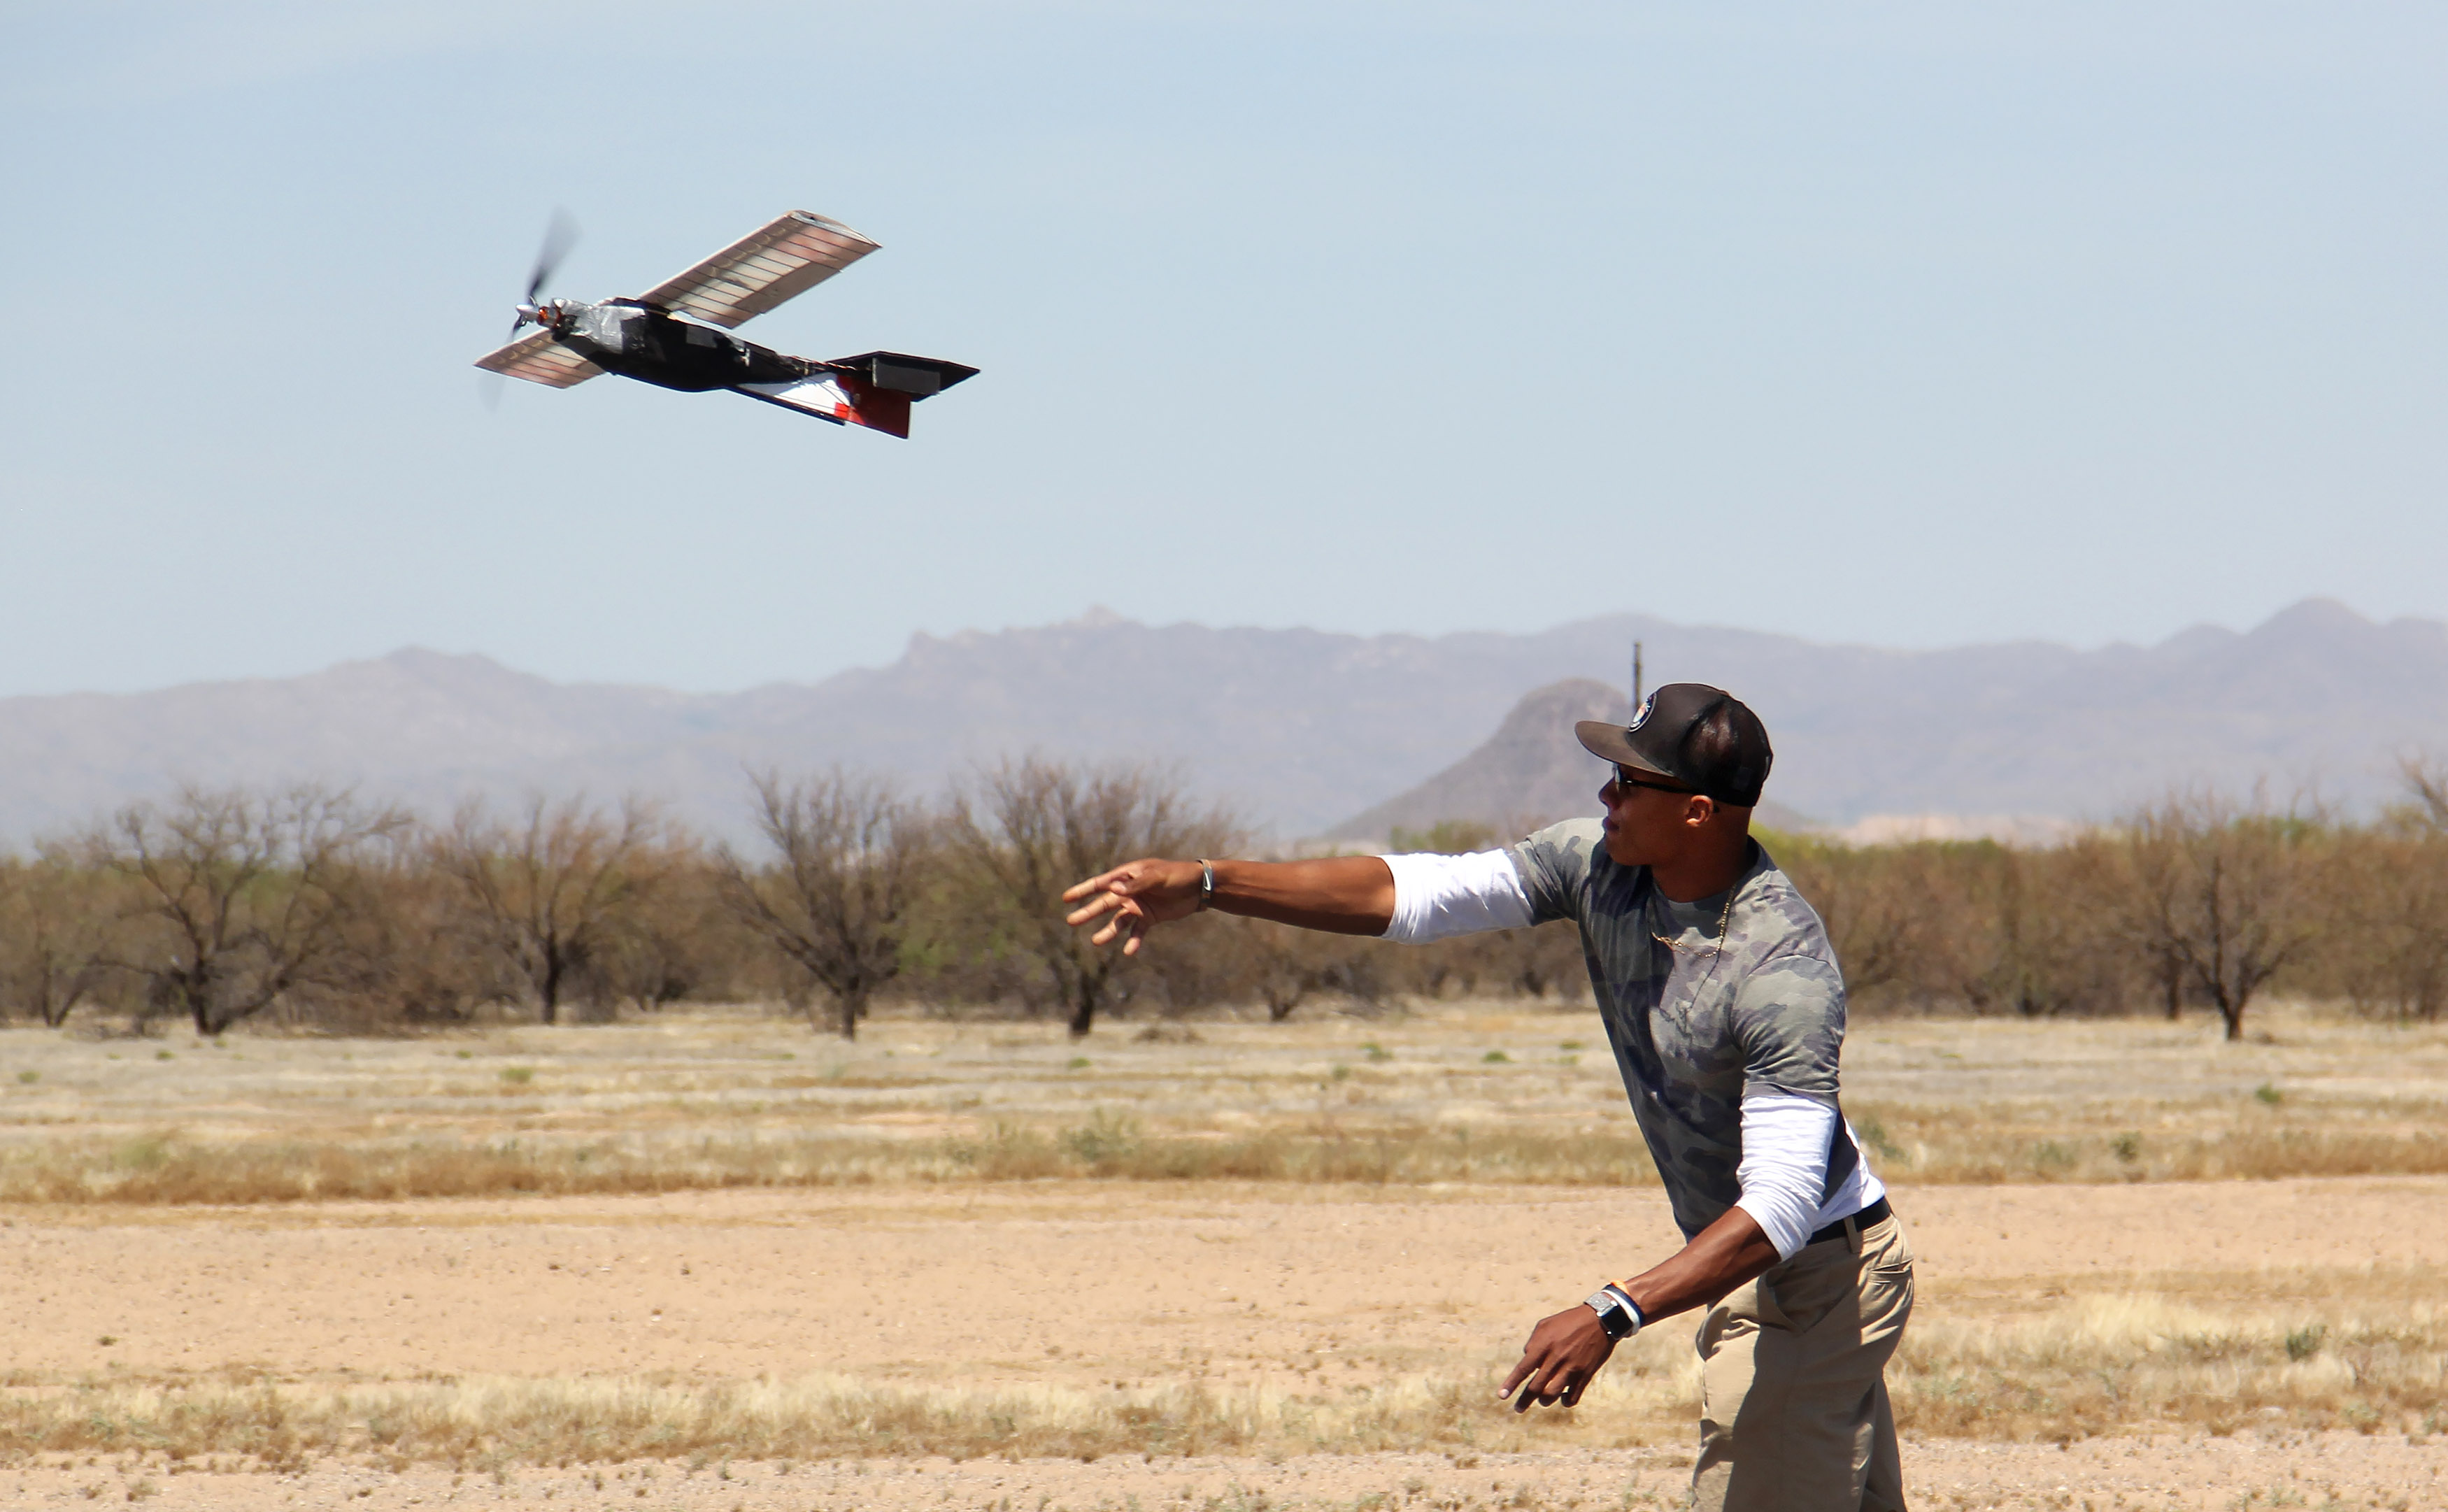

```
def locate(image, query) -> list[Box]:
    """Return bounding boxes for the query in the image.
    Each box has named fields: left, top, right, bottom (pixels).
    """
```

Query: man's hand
left=1498, top=1302, right=1616, bottom=1412
left=1062, top=858, right=1204, bottom=956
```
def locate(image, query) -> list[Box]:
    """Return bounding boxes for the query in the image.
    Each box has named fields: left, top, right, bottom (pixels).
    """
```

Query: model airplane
left=474, top=211, right=976, bottom=437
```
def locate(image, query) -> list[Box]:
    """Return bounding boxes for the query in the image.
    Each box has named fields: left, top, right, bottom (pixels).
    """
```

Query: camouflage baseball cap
left=1574, top=683, right=1774, bottom=808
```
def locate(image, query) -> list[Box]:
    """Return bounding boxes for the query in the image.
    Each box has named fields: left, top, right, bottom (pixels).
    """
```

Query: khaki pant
left=1692, top=1211, right=1915, bottom=1512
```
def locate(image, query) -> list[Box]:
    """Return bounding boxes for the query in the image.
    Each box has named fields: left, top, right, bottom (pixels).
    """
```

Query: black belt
left=1806, top=1196, right=1891, bottom=1248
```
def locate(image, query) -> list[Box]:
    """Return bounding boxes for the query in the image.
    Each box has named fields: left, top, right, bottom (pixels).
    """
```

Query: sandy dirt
left=3, top=1177, right=2442, bottom=1387
left=3, top=1434, right=2442, bottom=1509
left=4, top=1176, right=2446, bottom=1506
left=5, top=1011, right=2445, bottom=1505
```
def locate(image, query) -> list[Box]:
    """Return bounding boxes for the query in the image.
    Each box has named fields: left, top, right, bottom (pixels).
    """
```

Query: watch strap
left=1584, top=1283, right=1643, bottom=1341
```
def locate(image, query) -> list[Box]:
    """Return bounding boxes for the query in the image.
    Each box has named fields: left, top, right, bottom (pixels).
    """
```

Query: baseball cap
left=1574, top=683, right=1774, bottom=808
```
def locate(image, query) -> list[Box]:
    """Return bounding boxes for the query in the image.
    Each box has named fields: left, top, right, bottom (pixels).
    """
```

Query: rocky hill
left=1324, top=679, right=1817, bottom=844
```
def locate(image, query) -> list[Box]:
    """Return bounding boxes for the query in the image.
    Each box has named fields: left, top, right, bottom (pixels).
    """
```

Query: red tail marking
left=834, top=374, right=911, bottom=438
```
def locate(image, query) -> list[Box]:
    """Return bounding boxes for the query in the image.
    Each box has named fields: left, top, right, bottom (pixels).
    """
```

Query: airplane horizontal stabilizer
left=732, top=374, right=911, bottom=437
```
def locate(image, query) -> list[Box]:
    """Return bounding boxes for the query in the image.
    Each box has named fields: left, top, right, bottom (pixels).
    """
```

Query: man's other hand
left=1062, top=858, right=1204, bottom=955
left=1499, top=1303, right=1616, bottom=1412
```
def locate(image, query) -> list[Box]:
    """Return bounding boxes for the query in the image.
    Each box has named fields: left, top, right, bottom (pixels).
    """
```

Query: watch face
left=1585, top=1289, right=1633, bottom=1337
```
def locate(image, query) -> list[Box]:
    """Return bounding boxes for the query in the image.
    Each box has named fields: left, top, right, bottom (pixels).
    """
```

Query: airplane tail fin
left=733, top=373, right=909, bottom=436
left=733, top=351, right=976, bottom=438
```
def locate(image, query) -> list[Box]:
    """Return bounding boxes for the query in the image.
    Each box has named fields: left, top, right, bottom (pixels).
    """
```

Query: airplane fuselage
left=547, top=299, right=814, bottom=392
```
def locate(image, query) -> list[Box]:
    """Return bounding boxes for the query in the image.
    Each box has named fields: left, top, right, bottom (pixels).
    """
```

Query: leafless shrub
left=311, top=846, right=506, bottom=1029
left=1225, top=916, right=1393, bottom=1022
left=84, top=785, right=408, bottom=1036
left=1774, top=835, right=2134, bottom=1017
left=434, top=797, right=668, bottom=1025
left=2323, top=756, right=2448, bottom=1020
left=2398, top=753, right=2448, bottom=832
left=2321, top=831, right=2448, bottom=1021
left=948, top=757, right=1240, bottom=1036
left=717, top=770, right=934, bottom=1039
left=0, top=847, right=126, bottom=1027
left=590, top=854, right=750, bottom=1016
left=2121, top=790, right=2324, bottom=1041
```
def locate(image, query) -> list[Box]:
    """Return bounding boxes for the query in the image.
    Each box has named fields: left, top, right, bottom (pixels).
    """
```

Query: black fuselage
left=552, top=299, right=813, bottom=392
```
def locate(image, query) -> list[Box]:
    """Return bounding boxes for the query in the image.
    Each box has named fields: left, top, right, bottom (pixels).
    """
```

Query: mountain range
left=1, top=598, right=2441, bottom=844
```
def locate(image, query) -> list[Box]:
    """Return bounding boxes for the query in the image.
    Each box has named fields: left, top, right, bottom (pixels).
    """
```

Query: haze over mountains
left=1, top=599, right=2441, bottom=844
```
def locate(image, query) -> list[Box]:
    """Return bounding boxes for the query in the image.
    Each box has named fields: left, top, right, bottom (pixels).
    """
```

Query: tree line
left=1, top=757, right=2442, bottom=1041
left=0, top=759, right=1581, bottom=1041
left=1773, top=759, right=2448, bottom=1037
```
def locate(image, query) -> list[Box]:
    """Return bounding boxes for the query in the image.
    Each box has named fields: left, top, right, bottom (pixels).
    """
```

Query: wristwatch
left=1584, top=1283, right=1644, bottom=1341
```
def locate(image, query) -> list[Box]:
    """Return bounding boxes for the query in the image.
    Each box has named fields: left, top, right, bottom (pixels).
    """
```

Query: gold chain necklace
left=1651, top=883, right=1739, bottom=1013
left=1650, top=884, right=1737, bottom=955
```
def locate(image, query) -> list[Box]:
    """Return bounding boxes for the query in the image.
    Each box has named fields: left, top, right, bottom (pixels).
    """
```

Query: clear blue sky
left=4, top=2, right=2442, bottom=696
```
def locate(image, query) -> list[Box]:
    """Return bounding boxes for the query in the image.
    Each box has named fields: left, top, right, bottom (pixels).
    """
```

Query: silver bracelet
left=1196, top=860, right=1216, bottom=911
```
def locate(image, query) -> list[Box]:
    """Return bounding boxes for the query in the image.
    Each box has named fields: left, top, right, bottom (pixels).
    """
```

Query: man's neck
left=1649, top=836, right=1754, bottom=904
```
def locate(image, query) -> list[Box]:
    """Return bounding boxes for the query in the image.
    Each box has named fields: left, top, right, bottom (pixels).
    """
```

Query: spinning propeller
left=509, top=208, right=578, bottom=336
left=485, top=210, right=578, bottom=408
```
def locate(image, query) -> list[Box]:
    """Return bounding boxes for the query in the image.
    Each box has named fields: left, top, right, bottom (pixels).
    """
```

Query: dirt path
left=3, top=1176, right=2440, bottom=1388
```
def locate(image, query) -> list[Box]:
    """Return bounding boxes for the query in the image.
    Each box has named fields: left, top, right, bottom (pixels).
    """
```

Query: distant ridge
left=1, top=598, right=2445, bottom=843
left=1325, top=679, right=1815, bottom=844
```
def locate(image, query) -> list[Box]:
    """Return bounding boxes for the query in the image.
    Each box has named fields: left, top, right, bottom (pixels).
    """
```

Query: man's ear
left=1683, top=795, right=1717, bottom=827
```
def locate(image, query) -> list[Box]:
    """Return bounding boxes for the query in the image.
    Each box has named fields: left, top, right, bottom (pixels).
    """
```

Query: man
left=1062, top=683, right=1912, bottom=1511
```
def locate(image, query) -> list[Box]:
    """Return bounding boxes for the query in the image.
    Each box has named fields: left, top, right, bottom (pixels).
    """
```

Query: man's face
left=1599, top=769, right=1712, bottom=867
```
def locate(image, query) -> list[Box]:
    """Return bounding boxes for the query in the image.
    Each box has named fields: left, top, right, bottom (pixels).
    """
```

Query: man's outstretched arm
left=1062, top=856, right=1397, bottom=954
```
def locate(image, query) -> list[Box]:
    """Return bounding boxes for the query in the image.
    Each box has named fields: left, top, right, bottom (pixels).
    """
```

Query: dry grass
left=0, top=1274, right=2438, bottom=1468
left=2, top=1111, right=2442, bottom=1206
left=1894, top=1270, right=2448, bottom=1442
left=0, top=1372, right=1514, bottom=1471
left=0, top=1001, right=2442, bottom=1204
left=0, top=1122, right=1674, bottom=1205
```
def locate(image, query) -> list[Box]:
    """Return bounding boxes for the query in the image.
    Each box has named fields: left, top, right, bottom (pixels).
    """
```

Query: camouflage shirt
left=1506, top=819, right=1856, bottom=1240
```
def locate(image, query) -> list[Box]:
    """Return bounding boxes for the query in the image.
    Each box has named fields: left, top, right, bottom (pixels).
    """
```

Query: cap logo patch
left=1627, top=692, right=1656, bottom=734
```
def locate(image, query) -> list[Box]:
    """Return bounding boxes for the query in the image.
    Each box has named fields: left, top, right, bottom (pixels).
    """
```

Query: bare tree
left=90, top=785, right=405, bottom=1036
left=716, top=770, right=932, bottom=1039
left=327, top=845, right=519, bottom=1027
left=2121, top=791, right=2320, bottom=1041
left=2322, top=756, right=2448, bottom=1022
left=594, top=853, right=742, bottom=1015
left=0, top=848, right=127, bottom=1027
left=1774, top=835, right=1921, bottom=999
left=435, top=796, right=664, bottom=1025
left=950, top=757, right=1239, bottom=1037
left=1225, top=915, right=1391, bottom=1022
left=2397, top=754, right=2448, bottom=832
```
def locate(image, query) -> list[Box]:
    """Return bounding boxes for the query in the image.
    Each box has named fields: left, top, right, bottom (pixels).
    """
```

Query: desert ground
left=0, top=1004, right=2442, bottom=1509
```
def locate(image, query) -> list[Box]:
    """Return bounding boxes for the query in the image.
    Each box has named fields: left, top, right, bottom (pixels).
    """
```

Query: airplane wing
left=473, top=331, right=603, bottom=387
left=637, top=211, right=880, bottom=329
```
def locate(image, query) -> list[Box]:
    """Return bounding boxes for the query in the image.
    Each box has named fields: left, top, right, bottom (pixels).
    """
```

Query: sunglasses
left=1611, top=763, right=1698, bottom=798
